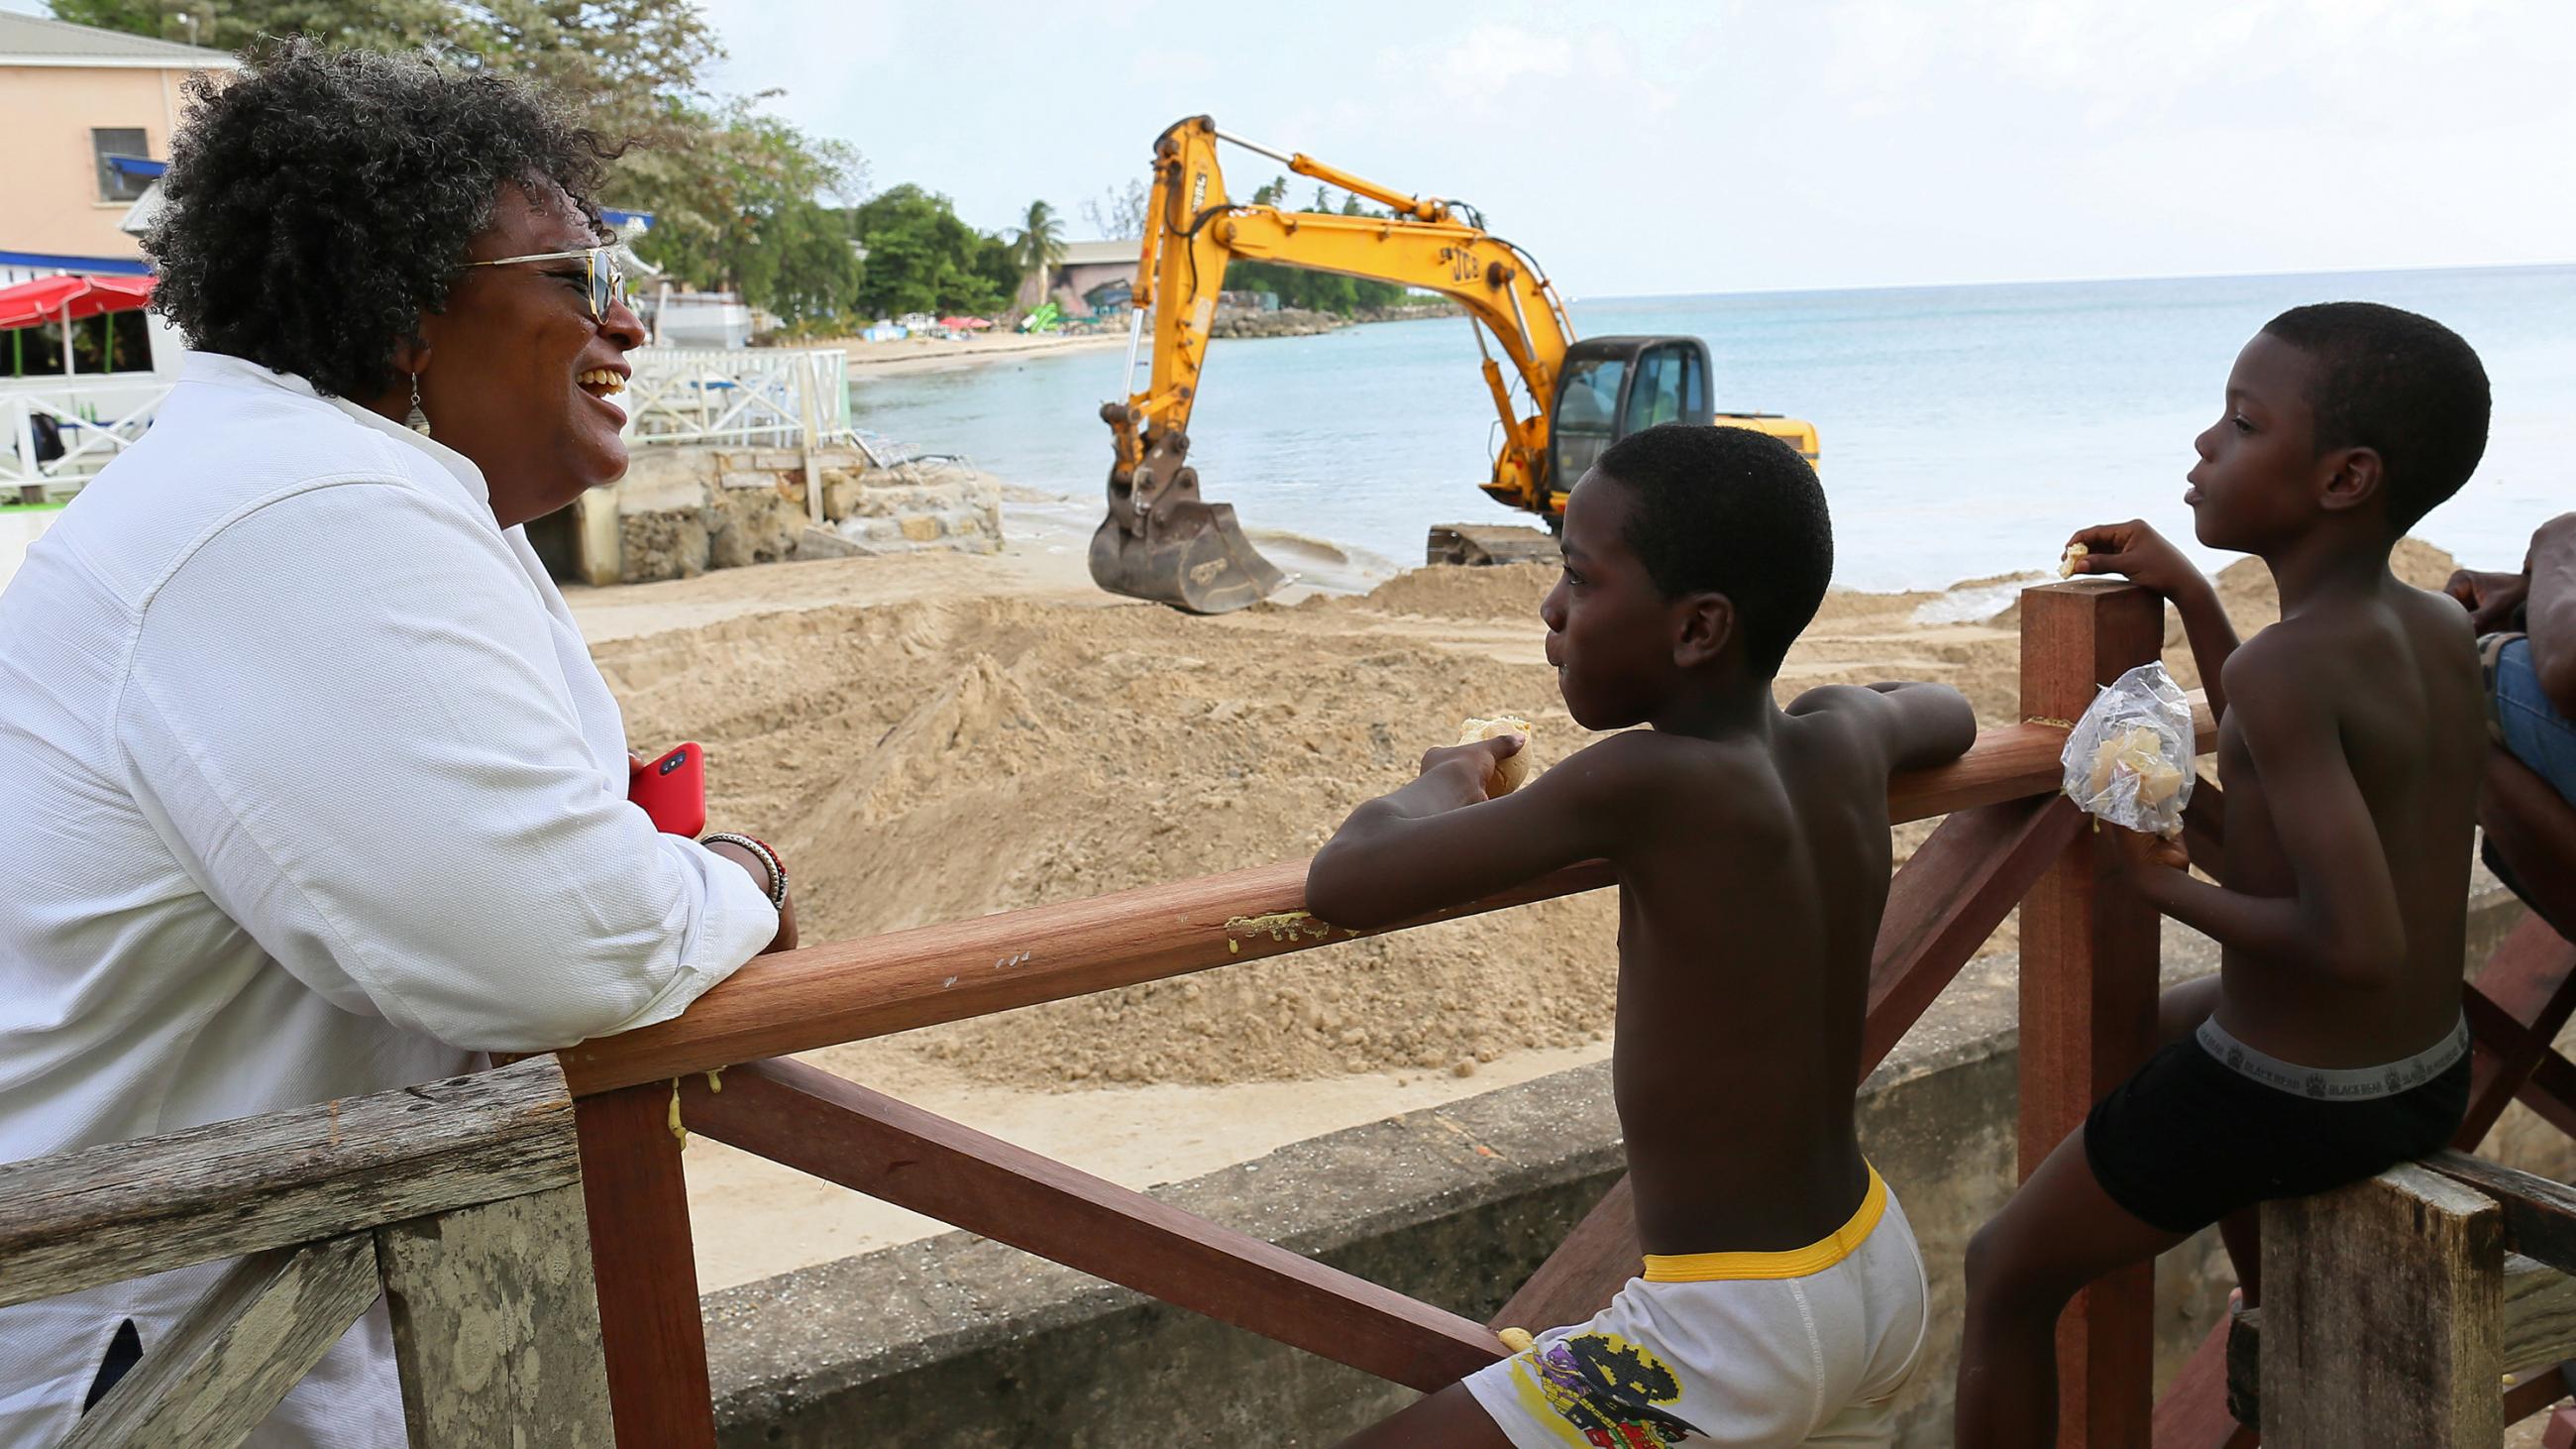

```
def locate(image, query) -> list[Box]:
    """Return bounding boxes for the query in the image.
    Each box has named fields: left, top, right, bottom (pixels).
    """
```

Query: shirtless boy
left=1956, top=302, right=2493, bottom=1445
left=1312, top=423, right=1977, bottom=1447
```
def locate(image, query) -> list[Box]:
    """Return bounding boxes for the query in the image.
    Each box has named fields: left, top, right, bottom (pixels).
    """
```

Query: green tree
left=50, top=0, right=447, bottom=51
left=53, top=0, right=878, bottom=330
left=1216, top=179, right=1403, bottom=314
left=846, top=184, right=1005, bottom=318
left=465, top=0, right=720, bottom=157
left=1005, top=198, right=1066, bottom=312
left=627, top=103, right=866, bottom=326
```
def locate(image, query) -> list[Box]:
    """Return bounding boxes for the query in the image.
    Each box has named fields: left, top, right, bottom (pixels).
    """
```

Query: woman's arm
left=120, top=482, right=780, bottom=1053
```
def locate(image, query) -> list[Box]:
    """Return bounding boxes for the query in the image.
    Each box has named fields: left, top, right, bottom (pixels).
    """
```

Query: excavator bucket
left=1089, top=409, right=1285, bottom=613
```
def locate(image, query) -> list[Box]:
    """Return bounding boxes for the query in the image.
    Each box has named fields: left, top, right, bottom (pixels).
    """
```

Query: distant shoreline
left=821, top=302, right=1461, bottom=379
left=819, top=331, right=1127, bottom=378
left=1581, top=258, right=2576, bottom=307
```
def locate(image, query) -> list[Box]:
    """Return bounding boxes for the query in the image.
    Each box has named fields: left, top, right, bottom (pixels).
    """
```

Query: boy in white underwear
left=1309, top=423, right=1976, bottom=1446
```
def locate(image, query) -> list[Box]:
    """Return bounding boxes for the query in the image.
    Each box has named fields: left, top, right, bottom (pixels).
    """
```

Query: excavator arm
left=1094, top=115, right=1576, bottom=612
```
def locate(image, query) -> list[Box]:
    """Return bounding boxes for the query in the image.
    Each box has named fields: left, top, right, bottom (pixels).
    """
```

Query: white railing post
left=6, top=395, right=35, bottom=496
left=796, top=351, right=824, bottom=524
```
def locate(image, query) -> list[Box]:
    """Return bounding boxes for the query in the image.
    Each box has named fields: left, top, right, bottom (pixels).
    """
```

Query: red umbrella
left=0, top=275, right=155, bottom=332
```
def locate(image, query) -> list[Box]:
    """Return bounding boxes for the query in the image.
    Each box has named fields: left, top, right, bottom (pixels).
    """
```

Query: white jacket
left=0, top=351, right=777, bottom=1444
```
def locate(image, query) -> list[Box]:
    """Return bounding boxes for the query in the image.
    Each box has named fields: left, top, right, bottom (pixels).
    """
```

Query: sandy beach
left=811, top=329, right=1127, bottom=377
left=563, top=485, right=2464, bottom=1289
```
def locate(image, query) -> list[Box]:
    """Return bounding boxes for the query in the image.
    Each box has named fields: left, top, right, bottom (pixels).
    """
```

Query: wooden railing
left=0, top=1058, right=612, bottom=1446
left=548, top=579, right=2208, bottom=1445
left=67, top=578, right=2567, bottom=1445
left=14, top=575, right=2576, bottom=1444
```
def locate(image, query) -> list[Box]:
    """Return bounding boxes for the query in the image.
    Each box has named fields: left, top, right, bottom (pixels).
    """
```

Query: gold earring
left=405, top=373, right=431, bottom=436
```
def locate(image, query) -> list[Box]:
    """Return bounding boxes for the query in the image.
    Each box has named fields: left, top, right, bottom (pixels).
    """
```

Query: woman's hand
left=2443, top=566, right=2529, bottom=634
left=2065, top=520, right=2203, bottom=603
left=705, top=837, right=798, bottom=953
left=1413, top=732, right=1526, bottom=812
left=763, top=886, right=799, bottom=954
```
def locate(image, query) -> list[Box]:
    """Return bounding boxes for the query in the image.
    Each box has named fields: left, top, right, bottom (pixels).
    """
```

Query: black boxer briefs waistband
left=2195, top=1013, right=2470, bottom=1101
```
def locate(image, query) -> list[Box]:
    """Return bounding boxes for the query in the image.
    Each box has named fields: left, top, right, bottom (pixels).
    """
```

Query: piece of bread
left=2059, top=541, right=2090, bottom=579
left=1457, top=715, right=1535, bottom=794
left=2087, top=723, right=2186, bottom=808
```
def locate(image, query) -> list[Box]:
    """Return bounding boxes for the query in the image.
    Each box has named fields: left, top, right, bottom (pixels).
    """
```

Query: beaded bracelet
left=702, top=832, right=788, bottom=911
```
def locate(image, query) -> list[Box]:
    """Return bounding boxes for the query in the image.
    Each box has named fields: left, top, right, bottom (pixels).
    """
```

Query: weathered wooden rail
left=21, top=576, right=2575, bottom=1446
left=0, top=1057, right=611, bottom=1446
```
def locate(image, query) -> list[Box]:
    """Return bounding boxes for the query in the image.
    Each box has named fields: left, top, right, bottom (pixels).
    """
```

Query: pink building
left=0, top=12, right=235, bottom=289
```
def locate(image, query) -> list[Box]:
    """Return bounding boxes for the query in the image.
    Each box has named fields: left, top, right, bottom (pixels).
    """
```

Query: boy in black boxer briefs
left=1955, top=302, right=2493, bottom=1445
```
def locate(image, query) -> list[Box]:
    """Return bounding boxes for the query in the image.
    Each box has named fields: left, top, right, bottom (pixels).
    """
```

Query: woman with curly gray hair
left=0, top=42, right=794, bottom=1443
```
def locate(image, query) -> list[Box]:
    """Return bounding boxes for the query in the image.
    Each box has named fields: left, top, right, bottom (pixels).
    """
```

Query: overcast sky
left=691, top=0, right=2573, bottom=296
left=25, top=0, right=2571, bottom=296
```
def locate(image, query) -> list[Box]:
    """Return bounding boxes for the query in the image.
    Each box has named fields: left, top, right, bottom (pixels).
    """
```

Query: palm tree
left=1008, top=199, right=1068, bottom=313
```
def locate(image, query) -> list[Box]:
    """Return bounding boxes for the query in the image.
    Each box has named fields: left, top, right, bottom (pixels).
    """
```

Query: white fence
left=1, top=378, right=173, bottom=496
left=0, top=347, right=861, bottom=498
left=622, top=346, right=851, bottom=450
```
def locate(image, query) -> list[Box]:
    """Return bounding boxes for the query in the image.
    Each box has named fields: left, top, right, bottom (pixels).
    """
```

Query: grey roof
left=0, top=12, right=238, bottom=67
left=1058, top=238, right=1141, bottom=267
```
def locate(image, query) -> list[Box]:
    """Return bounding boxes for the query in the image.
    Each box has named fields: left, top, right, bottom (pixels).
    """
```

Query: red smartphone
left=628, top=742, right=706, bottom=837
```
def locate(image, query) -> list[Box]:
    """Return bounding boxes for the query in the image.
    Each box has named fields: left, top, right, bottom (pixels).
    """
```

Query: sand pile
left=1351, top=562, right=1556, bottom=619
left=589, top=566, right=2027, bottom=1090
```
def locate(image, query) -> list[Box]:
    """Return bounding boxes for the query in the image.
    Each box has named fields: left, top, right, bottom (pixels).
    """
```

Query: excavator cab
left=1540, top=335, right=1819, bottom=517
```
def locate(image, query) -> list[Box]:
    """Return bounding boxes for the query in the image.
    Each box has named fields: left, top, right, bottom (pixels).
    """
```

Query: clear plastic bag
left=2060, top=661, right=2195, bottom=838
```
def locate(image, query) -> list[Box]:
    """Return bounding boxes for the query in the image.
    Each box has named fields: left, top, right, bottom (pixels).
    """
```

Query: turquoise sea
left=848, top=266, right=2576, bottom=592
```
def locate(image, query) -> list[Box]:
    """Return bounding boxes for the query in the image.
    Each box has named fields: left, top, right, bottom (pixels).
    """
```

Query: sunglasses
left=461, top=246, right=629, bottom=323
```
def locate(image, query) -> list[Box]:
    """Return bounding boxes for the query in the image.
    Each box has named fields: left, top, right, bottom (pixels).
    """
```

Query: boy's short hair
left=2260, top=302, right=2491, bottom=534
left=1593, top=423, right=1833, bottom=677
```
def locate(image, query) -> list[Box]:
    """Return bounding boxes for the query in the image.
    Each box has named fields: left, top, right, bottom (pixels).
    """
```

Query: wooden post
left=575, top=1083, right=714, bottom=1449
left=2016, top=580, right=2164, bottom=1448
left=2258, top=1165, right=2504, bottom=1446
left=380, top=1181, right=614, bottom=1448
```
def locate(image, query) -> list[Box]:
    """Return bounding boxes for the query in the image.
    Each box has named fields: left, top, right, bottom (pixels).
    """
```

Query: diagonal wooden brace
left=681, top=1057, right=1509, bottom=1393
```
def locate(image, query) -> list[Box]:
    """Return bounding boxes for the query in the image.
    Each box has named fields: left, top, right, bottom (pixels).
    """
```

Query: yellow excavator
left=1094, top=115, right=1820, bottom=613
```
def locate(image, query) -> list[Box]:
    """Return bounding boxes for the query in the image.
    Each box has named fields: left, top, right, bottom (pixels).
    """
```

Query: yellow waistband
left=1641, top=1166, right=1888, bottom=1282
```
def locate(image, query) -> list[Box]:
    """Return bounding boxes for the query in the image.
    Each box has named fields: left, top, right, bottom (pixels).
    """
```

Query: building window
left=93, top=129, right=150, bottom=203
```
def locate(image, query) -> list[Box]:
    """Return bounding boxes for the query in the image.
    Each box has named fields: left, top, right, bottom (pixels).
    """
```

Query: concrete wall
left=542, top=446, right=1004, bottom=587
left=702, top=892, right=2550, bottom=1447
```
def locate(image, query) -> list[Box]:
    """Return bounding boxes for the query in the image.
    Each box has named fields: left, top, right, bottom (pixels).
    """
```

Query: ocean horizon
left=849, top=262, right=2576, bottom=593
